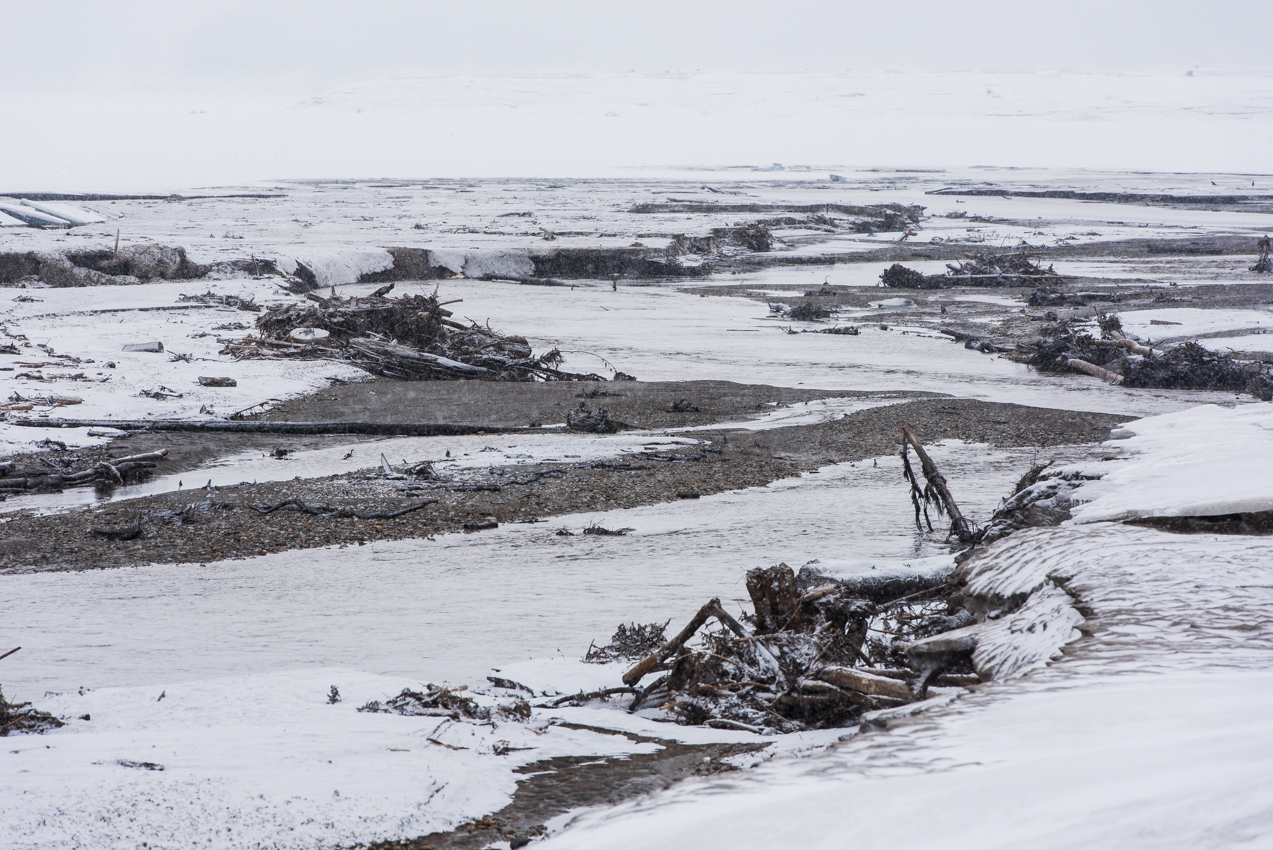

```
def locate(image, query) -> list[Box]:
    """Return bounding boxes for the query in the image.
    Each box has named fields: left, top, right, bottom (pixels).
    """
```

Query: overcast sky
left=6, top=0, right=1273, bottom=95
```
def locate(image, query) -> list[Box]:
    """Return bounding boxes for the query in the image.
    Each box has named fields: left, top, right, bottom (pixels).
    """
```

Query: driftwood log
left=9, top=419, right=521, bottom=437
left=901, top=423, right=979, bottom=544
left=1066, top=358, right=1124, bottom=384
left=0, top=450, right=168, bottom=491
left=746, top=563, right=803, bottom=634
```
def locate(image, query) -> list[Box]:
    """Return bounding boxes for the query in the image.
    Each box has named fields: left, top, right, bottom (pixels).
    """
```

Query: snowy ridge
left=1067, top=403, right=1273, bottom=522
left=970, top=581, right=1084, bottom=681
left=274, top=248, right=394, bottom=289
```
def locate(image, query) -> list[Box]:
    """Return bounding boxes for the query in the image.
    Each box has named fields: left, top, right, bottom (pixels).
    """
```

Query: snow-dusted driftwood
left=1066, top=357, right=1124, bottom=384
left=598, top=562, right=968, bottom=732
left=622, top=598, right=746, bottom=688
left=231, top=289, right=609, bottom=382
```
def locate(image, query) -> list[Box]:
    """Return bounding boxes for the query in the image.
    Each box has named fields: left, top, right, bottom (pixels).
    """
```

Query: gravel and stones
left=0, top=398, right=1130, bottom=573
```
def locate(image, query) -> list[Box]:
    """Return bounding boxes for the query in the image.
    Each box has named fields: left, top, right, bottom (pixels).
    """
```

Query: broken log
left=9, top=419, right=522, bottom=437
left=901, top=423, right=979, bottom=544
left=1066, top=358, right=1124, bottom=384
left=814, top=665, right=914, bottom=701
left=746, top=563, right=803, bottom=634
left=1094, top=338, right=1155, bottom=358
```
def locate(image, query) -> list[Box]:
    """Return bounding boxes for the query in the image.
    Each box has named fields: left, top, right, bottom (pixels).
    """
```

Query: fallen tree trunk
left=9, top=419, right=523, bottom=437
left=901, top=423, right=979, bottom=544
left=1066, top=358, right=1124, bottom=384
left=0, top=449, right=170, bottom=491
left=814, top=665, right=914, bottom=701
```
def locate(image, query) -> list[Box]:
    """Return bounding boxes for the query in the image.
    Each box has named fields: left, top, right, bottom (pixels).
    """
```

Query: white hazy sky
left=6, top=0, right=1272, bottom=94
left=3, top=1, right=1272, bottom=188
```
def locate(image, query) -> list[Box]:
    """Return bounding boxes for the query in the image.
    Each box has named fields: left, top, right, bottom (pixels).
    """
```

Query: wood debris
left=0, top=449, right=168, bottom=493
left=0, top=686, right=65, bottom=736
left=227, top=289, right=608, bottom=382
left=881, top=251, right=1062, bottom=289
left=1008, top=312, right=1273, bottom=398
left=611, top=563, right=975, bottom=732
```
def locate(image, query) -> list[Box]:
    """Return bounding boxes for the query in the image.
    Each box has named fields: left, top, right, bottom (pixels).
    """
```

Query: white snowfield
left=4, top=70, right=1272, bottom=189
left=5, top=406, right=1271, bottom=848
left=2, top=669, right=658, bottom=849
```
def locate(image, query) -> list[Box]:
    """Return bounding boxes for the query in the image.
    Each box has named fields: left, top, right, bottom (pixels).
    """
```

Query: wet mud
left=360, top=725, right=763, bottom=850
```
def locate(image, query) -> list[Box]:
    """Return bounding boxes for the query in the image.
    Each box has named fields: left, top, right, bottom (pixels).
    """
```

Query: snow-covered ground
left=7, top=403, right=1272, bottom=849
left=4, top=161, right=1273, bottom=847
left=539, top=408, right=1273, bottom=850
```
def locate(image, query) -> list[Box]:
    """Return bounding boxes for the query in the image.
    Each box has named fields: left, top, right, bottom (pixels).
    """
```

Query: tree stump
left=746, top=563, right=803, bottom=634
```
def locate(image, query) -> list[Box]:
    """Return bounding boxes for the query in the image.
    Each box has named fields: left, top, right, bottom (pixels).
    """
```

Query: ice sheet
left=1114, top=307, right=1273, bottom=341
left=1066, top=403, right=1273, bottom=522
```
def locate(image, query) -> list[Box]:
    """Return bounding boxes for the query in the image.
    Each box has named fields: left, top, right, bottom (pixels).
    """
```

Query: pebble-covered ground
left=0, top=398, right=1129, bottom=572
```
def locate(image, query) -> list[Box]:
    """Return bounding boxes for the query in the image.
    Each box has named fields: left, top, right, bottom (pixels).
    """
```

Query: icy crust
left=969, top=581, right=1084, bottom=680
left=1067, top=403, right=1273, bottom=522
left=912, top=528, right=1088, bottom=682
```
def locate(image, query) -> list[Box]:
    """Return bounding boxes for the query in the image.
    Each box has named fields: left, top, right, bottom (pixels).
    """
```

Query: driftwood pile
left=0, top=449, right=168, bottom=495
left=561, top=425, right=982, bottom=734
left=1, top=685, right=64, bottom=737
left=227, top=287, right=606, bottom=382
left=881, top=252, right=1060, bottom=289
left=1010, top=313, right=1273, bottom=399
left=607, top=562, right=972, bottom=733
left=785, top=302, right=834, bottom=322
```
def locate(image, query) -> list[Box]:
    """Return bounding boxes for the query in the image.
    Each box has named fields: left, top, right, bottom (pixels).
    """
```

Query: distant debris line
left=1007, top=312, right=1273, bottom=400
left=881, top=251, right=1059, bottom=289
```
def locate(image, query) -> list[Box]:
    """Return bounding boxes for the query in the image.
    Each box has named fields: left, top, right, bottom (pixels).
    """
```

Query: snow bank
left=20, top=199, right=107, bottom=226
left=0, top=669, right=657, bottom=850
left=275, top=248, right=394, bottom=288
left=1114, top=307, right=1273, bottom=341
left=1198, top=333, right=1273, bottom=354
left=1068, top=403, right=1273, bottom=522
